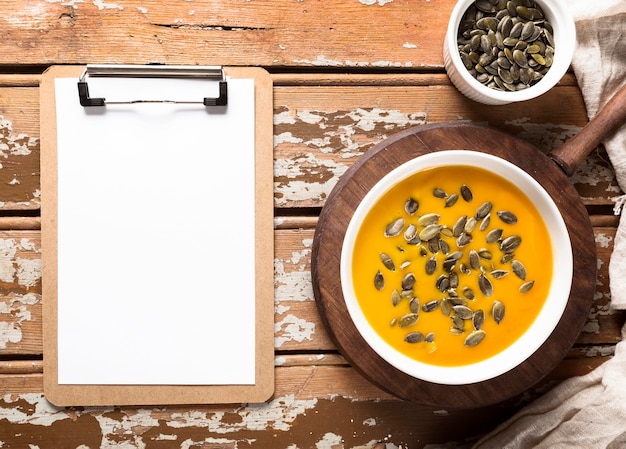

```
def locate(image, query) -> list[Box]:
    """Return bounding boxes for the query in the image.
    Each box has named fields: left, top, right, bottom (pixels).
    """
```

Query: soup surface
left=351, top=164, right=553, bottom=366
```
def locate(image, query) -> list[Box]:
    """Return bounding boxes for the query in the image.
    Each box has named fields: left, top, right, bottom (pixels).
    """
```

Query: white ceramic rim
left=340, top=150, right=573, bottom=385
left=444, top=0, right=576, bottom=104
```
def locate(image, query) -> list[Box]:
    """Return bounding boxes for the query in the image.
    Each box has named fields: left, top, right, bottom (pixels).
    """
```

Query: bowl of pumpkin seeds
left=340, top=150, right=573, bottom=384
left=443, top=0, right=576, bottom=105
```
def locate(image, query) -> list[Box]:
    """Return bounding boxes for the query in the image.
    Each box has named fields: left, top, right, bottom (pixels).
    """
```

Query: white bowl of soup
left=340, top=150, right=572, bottom=384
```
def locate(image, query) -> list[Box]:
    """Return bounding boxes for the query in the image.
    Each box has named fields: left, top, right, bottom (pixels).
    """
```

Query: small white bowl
left=443, top=0, right=576, bottom=105
left=340, top=150, right=573, bottom=385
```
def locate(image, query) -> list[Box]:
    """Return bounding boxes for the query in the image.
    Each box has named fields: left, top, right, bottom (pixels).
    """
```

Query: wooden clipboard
left=41, top=65, right=274, bottom=406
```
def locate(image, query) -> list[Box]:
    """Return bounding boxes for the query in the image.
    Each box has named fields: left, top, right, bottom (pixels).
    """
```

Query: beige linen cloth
left=473, top=1, right=626, bottom=448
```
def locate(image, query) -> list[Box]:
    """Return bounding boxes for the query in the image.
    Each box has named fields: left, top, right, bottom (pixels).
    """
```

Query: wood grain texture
left=0, top=78, right=619, bottom=212
left=0, top=0, right=450, bottom=67
left=0, top=0, right=623, bottom=444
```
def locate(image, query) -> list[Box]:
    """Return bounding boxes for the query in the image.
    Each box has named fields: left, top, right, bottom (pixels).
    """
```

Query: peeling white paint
left=363, top=417, right=377, bottom=426
left=95, top=409, right=158, bottom=448
left=19, top=239, right=38, bottom=252
left=572, top=156, right=618, bottom=190
left=275, top=304, right=290, bottom=315
left=504, top=119, right=580, bottom=152
left=596, top=232, right=613, bottom=249
left=166, top=394, right=319, bottom=433
left=274, top=244, right=314, bottom=301
left=316, top=432, right=343, bottom=448
left=275, top=151, right=349, bottom=200
left=275, top=356, right=287, bottom=366
left=137, top=6, right=148, bottom=13
left=154, top=434, right=177, bottom=441
left=583, top=345, right=615, bottom=358
left=0, top=239, right=17, bottom=283
left=293, top=55, right=411, bottom=68
left=0, top=292, right=40, bottom=348
left=275, top=314, right=315, bottom=347
left=44, top=0, right=85, bottom=10
left=359, top=0, right=394, bottom=6
left=93, top=0, right=124, bottom=11
left=0, top=118, right=38, bottom=157
left=0, top=239, right=42, bottom=287
left=0, top=393, right=71, bottom=426
left=403, top=42, right=418, bottom=49
left=15, top=258, right=42, bottom=288
left=274, top=107, right=427, bottom=206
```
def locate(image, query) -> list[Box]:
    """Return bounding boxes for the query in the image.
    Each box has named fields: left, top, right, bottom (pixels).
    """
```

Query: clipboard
left=41, top=65, right=275, bottom=406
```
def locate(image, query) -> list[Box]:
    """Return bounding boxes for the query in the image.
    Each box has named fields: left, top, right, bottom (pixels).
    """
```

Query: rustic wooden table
left=0, top=1, right=623, bottom=447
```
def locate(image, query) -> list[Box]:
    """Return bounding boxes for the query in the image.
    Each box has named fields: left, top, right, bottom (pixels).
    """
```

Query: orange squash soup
left=351, top=164, right=553, bottom=366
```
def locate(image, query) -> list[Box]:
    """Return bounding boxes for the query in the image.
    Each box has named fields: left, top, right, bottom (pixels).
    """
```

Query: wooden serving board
left=311, top=122, right=597, bottom=409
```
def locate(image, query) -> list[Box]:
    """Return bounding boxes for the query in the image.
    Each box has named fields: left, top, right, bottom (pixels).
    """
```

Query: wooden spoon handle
left=550, top=83, right=626, bottom=177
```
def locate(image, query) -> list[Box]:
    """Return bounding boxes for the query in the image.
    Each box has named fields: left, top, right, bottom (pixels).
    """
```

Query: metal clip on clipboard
left=77, top=64, right=228, bottom=107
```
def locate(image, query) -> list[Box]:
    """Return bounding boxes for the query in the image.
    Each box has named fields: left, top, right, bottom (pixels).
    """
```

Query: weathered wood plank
left=0, top=0, right=452, bottom=68
left=0, top=350, right=617, bottom=449
left=273, top=83, right=619, bottom=209
left=0, top=75, right=619, bottom=212
left=0, top=226, right=622, bottom=356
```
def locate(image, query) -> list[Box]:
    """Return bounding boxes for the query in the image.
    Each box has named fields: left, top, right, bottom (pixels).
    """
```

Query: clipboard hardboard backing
left=41, top=65, right=275, bottom=406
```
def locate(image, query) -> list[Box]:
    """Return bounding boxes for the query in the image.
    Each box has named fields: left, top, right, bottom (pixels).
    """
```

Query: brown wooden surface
left=313, top=123, right=597, bottom=408
left=0, top=0, right=624, bottom=447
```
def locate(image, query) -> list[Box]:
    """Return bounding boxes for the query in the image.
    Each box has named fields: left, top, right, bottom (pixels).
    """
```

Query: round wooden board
left=311, top=123, right=597, bottom=409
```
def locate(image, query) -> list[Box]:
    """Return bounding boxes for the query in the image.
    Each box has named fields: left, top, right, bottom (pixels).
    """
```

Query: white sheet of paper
left=55, top=76, right=256, bottom=385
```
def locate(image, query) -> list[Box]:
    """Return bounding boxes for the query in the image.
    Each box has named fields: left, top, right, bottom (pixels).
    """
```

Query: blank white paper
left=54, top=76, right=256, bottom=385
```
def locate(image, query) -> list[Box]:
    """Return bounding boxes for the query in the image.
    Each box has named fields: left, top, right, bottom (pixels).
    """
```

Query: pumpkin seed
left=478, top=273, right=493, bottom=296
left=486, top=228, right=504, bottom=244
left=457, top=232, right=472, bottom=247
left=453, top=305, right=474, bottom=320
left=391, top=289, right=401, bottom=307
left=464, top=329, right=486, bottom=347
left=405, top=331, right=424, bottom=343
left=500, top=235, right=522, bottom=253
left=418, top=213, right=440, bottom=227
left=420, top=224, right=443, bottom=241
left=512, top=259, right=527, bottom=280
left=385, top=217, right=405, bottom=237
left=426, top=256, right=438, bottom=275
left=398, top=313, right=419, bottom=328
left=492, top=300, right=505, bottom=324
left=463, top=286, right=475, bottom=300
left=469, top=249, right=481, bottom=270
left=440, top=298, right=452, bottom=316
left=473, top=309, right=485, bottom=330
left=374, top=270, right=385, bottom=291
left=452, top=215, right=467, bottom=237
left=433, top=188, right=447, bottom=198
left=497, top=210, right=518, bottom=224
left=402, top=273, right=416, bottom=291
left=461, top=184, right=473, bottom=202
left=409, top=297, right=421, bottom=314
left=445, top=193, right=459, bottom=208
left=520, top=280, right=535, bottom=293
left=465, top=216, right=478, bottom=234
left=405, top=197, right=419, bottom=215
left=404, top=224, right=417, bottom=242
left=422, top=299, right=440, bottom=312
left=380, top=252, right=395, bottom=271
left=476, top=201, right=493, bottom=219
